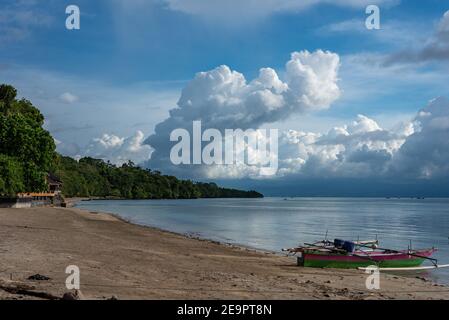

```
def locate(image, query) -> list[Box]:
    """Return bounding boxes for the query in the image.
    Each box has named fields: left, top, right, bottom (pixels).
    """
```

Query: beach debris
left=415, top=276, right=428, bottom=282
left=62, top=290, right=85, bottom=300
left=28, top=274, right=51, bottom=281
left=0, top=281, right=59, bottom=300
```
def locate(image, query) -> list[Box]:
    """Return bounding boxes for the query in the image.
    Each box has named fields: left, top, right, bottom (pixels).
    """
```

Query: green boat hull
left=300, top=257, right=426, bottom=269
left=298, top=248, right=435, bottom=269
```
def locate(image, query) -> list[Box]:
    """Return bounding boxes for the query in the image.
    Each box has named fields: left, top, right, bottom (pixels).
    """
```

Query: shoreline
left=75, top=205, right=280, bottom=257
left=73, top=197, right=284, bottom=257
left=72, top=203, right=449, bottom=287
left=74, top=205, right=445, bottom=288
left=72, top=198, right=448, bottom=283
left=66, top=202, right=449, bottom=289
left=1, top=205, right=448, bottom=300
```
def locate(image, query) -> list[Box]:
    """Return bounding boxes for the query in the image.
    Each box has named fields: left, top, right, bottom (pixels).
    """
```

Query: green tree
left=0, top=84, right=56, bottom=194
left=0, top=155, right=25, bottom=196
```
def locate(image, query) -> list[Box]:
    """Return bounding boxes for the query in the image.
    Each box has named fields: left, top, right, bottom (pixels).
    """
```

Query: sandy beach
left=1, top=205, right=448, bottom=300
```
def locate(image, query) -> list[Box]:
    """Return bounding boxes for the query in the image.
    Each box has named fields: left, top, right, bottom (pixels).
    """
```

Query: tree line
left=0, top=84, right=263, bottom=199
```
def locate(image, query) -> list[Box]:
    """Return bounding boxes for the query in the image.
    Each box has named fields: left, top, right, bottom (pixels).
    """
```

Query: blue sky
left=2, top=0, right=449, bottom=195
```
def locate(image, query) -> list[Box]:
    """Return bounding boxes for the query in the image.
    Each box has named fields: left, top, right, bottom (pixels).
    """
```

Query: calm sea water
left=76, top=197, right=449, bottom=284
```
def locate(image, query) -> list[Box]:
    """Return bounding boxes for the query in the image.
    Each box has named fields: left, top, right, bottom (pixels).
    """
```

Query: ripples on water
left=77, top=197, right=449, bottom=284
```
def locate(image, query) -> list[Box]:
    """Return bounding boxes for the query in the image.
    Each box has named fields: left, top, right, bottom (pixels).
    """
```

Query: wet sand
left=1, top=206, right=448, bottom=300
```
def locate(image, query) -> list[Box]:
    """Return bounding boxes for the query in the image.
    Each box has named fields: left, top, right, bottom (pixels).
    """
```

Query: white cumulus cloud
left=277, top=114, right=412, bottom=178
left=143, top=96, right=449, bottom=180
left=57, top=131, right=152, bottom=166
left=60, top=92, right=79, bottom=104
left=145, top=50, right=341, bottom=174
left=276, top=97, right=449, bottom=180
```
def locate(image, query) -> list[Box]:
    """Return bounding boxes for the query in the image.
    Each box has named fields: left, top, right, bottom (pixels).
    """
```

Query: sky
left=2, top=0, right=449, bottom=196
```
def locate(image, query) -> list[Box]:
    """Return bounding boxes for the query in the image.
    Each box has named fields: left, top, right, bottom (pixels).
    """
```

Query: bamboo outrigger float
left=283, top=237, right=449, bottom=270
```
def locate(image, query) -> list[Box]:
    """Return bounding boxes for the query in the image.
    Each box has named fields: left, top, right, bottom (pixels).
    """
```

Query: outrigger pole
left=356, top=243, right=439, bottom=267
left=358, top=264, right=449, bottom=271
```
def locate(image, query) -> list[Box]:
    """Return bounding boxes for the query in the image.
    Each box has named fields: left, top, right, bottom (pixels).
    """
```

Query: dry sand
left=1, top=206, right=448, bottom=300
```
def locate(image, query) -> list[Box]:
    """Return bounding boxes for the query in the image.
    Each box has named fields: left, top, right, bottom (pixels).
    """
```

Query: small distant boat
left=283, top=238, right=445, bottom=270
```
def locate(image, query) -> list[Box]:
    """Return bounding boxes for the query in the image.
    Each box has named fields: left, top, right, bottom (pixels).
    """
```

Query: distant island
left=0, top=84, right=263, bottom=200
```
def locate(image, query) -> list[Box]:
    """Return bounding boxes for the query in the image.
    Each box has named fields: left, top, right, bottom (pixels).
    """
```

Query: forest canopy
left=0, top=85, right=56, bottom=196
left=54, top=156, right=262, bottom=199
left=0, top=84, right=263, bottom=199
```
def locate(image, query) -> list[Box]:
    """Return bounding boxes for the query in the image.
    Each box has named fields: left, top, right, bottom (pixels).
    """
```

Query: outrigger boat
left=283, top=238, right=449, bottom=270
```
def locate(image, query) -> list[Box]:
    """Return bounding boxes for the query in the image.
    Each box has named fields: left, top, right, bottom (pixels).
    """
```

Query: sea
left=76, top=197, right=449, bottom=284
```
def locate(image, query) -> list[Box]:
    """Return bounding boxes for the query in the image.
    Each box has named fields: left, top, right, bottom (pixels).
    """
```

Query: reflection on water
left=77, top=197, right=449, bottom=284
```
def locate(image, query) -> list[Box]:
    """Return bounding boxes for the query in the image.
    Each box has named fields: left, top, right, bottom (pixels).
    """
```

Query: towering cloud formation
left=279, top=97, right=449, bottom=180
left=279, top=115, right=413, bottom=178
left=391, top=97, right=449, bottom=178
left=145, top=50, right=341, bottom=175
left=57, top=96, right=449, bottom=182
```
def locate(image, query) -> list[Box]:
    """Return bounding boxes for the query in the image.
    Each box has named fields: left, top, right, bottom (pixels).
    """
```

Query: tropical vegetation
left=0, top=84, right=262, bottom=199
